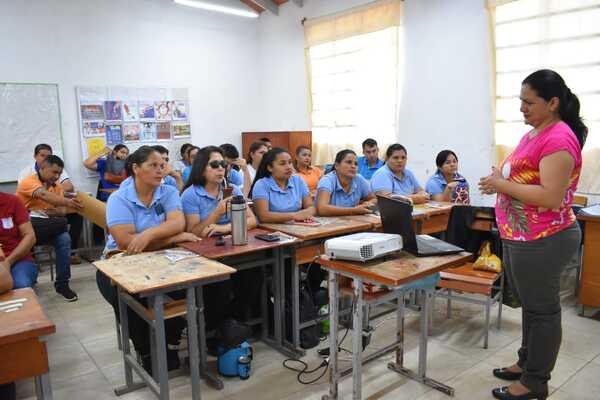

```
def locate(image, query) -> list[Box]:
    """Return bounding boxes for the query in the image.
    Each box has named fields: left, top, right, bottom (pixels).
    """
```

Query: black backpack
left=286, top=281, right=320, bottom=349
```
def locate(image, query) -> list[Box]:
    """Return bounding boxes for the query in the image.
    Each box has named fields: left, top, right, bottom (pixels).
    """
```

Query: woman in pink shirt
left=480, top=70, right=586, bottom=400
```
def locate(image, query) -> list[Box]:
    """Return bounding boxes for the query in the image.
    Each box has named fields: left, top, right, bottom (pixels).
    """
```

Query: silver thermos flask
left=230, top=195, right=248, bottom=245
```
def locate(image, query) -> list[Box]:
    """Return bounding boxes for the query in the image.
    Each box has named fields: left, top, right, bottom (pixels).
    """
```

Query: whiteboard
left=0, top=83, right=63, bottom=183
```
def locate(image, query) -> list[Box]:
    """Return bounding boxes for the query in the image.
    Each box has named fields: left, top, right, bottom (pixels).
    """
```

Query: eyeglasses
left=208, top=160, right=228, bottom=169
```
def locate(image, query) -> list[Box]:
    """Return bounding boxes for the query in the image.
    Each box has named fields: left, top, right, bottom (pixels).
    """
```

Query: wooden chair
left=432, top=209, right=503, bottom=349
left=434, top=263, right=503, bottom=349
left=32, top=245, right=56, bottom=281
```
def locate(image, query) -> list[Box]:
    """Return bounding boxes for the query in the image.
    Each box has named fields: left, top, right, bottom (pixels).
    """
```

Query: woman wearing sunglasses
left=182, top=146, right=257, bottom=238
left=182, top=146, right=260, bottom=327
left=316, top=149, right=376, bottom=216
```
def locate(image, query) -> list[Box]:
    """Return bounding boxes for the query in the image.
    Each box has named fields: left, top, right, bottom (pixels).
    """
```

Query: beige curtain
left=304, top=0, right=402, bottom=48
left=304, top=0, right=402, bottom=165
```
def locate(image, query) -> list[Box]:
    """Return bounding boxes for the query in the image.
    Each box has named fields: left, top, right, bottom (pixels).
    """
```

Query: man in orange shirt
left=16, top=155, right=82, bottom=301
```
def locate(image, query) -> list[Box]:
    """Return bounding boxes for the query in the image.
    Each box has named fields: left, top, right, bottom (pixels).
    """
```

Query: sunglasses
left=208, top=160, right=228, bottom=169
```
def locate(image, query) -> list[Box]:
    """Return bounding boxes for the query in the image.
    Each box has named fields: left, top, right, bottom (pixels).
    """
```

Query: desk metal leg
left=186, top=287, right=201, bottom=400
left=117, top=287, right=134, bottom=388
left=352, top=278, right=364, bottom=400
left=261, top=265, right=268, bottom=342
left=195, top=286, right=223, bottom=390
left=34, top=373, right=53, bottom=400
left=292, top=251, right=301, bottom=350
left=153, top=295, right=170, bottom=400
left=388, top=288, right=454, bottom=396
left=322, top=271, right=339, bottom=400
left=272, top=248, right=283, bottom=347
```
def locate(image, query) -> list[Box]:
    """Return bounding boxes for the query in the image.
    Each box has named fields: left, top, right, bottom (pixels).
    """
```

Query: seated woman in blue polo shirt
left=182, top=146, right=257, bottom=237
left=370, top=144, right=430, bottom=204
left=183, top=146, right=260, bottom=325
left=250, top=147, right=315, bottom=223
left=316, top=149, right=376, bottom=216
left=96, top=146, right=200, bottom=375
left=425, top=150, right=470, bottom=204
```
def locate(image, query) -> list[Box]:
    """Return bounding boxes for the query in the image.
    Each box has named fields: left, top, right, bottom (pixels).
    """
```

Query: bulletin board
left=76, top=86, right=191, bottom=174
left=0, top=83, right=64, bottom=183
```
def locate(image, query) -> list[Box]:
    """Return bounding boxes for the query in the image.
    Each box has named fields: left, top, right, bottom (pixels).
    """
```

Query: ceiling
left=239, top=0, right=298, bottom=15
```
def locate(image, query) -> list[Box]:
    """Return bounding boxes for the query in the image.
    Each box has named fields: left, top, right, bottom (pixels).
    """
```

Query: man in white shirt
left=18, top=144, right=74, bottom=192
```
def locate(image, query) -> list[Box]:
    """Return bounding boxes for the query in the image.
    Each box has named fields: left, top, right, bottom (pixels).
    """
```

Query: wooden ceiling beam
left=251, top=0, right=279, bottom=15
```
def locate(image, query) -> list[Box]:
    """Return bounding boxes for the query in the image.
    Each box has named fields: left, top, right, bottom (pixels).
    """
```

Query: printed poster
left=81, top=104, right=105, bottom=120
left=154, top=101, right=173, bottom=121
left=156, top=122, right=171, bottom=141
left=123, top=123, right=141, bottom=142
left=105, top=124, right=123, bottom=145
left=83, top=121, right=106, bottom=137
left=104, top=101, right=122, bottom=121
left=171, top=101, right=188, bottom=121
left=86, top=137, right=106, bottom=157
left=141, top=122, right=157, bottom=142
left=122, top=101, right=139, bottom=122
left=139, top=101, right=155, bottom=121
left=172, top=123, right=191, bottom=139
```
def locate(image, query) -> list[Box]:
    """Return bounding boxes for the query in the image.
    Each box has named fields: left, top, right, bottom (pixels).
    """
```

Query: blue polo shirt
left=228, top=169, right=243, bottom=188
left=370, top=164, right=422, bottom=195
left=104, top=177, right=182, bottom=252
left=251, top=175, right=309, bottom=213
left=162, top=175, right=178, bottom=189
left=316, top=171, right=371, bottom=208
left=181, top=184, right=243, bottom=225
left=425, top=171, right=468, bottom=195
left=357, top=156, right=384, bottom=180
left=182, top=166, right=192, bottom=186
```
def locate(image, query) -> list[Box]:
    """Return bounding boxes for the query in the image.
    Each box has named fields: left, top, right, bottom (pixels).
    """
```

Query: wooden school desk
left=0, top=288, right=56, bottom=400
left=316, top=251, right=472, bottom=400
left=343, top=202, right=455, bottom=234
left=577, top=214, right=600, bottom=314
left=180, top=229, right=302, bottom=358
left=93, top=250, right=235, bottom=400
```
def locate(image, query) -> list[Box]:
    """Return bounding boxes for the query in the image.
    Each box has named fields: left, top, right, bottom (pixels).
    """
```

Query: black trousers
left=96, top=270, right=185, bottom=357
left=0, top=383, right=15, bottom=400
left=502, top=223, right=581, bottom=393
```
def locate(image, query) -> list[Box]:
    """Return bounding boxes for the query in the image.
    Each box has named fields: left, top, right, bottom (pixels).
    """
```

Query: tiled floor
left=15, top=262, right=600, bottom=400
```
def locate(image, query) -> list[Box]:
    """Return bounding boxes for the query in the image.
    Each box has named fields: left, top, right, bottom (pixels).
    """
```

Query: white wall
left=0, top=0, right=262, bottom=194
left=257, top=0, right=496, bottom=203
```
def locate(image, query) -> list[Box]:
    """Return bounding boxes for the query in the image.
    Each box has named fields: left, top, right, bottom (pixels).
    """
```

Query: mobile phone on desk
left=255, top=233, right=280, bottom=242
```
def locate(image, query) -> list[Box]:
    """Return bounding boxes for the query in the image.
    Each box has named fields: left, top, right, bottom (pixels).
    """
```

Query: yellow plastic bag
left=473, top=241, right=502, bottom=273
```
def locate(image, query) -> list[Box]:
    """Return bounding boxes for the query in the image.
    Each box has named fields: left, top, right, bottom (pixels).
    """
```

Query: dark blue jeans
left=52, top=231, right=72, bottom=287
left=10, top=259, right=38, bottom=289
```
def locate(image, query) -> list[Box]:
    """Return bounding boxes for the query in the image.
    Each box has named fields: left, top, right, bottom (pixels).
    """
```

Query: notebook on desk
left=377, top=194, right=464, bottom=257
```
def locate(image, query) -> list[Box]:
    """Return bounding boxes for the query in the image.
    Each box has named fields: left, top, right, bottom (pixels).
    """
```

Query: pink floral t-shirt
left=496, top=121, right=582, bottom=241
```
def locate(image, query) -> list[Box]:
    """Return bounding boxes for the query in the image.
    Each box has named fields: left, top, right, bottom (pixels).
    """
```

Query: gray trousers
left=502, top=223, right=581, bottom=393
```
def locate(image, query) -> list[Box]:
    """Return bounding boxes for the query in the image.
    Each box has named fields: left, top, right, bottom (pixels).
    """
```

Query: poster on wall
left=123, top=123, right=141, bottom=142
left=105, top=124, right=123, bottom=145
left=104, top=101, right=122, bottom=121
left=122, top=101, right=139, bottom=122
left=139, top=101, right=155, bottom=121
left=172, top=123, right=191, bottom=139
left=141, top=122, right=157, bottom=142
left=81, top=104, right=105, bottom=120
left=154, top=101, right=173, bottom=121
left=83, top=121, right=106, bottom=137
left=86, top=136, right=106, bottom=157
left=156, top=122, right=171, bottom=141
left=172, top=101, right=188, bottom=121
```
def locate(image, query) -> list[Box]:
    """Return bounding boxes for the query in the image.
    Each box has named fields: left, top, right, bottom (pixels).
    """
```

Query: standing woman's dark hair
left=125, top=146, right=159, bottom=177
left=385, top=143, right=407, bottom=159
left=522, top=69, right=588, bottom=148
left=246, top=140, right=268, bottom=164
left=249, top=147, right=289, bottom=198
left=184, top=146, right=224, bottom=191
left=435, top=150, right=458, bottom=172
left=332, top=149, right=356, bottom=172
